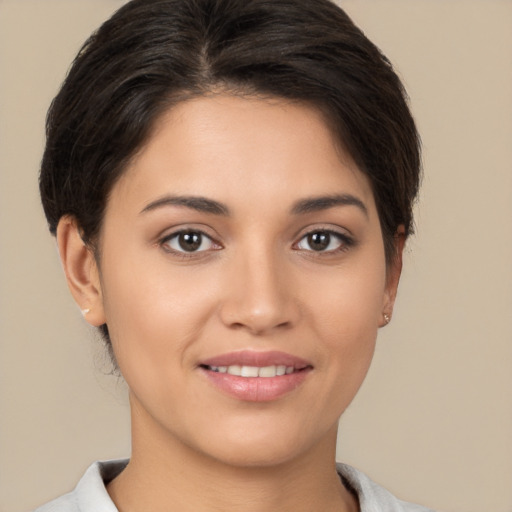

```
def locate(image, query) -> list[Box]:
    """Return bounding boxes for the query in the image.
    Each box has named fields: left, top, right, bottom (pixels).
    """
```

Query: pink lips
left=199, top=350, right=313, bottom=402
left=201, top=350, right=310, bottom=369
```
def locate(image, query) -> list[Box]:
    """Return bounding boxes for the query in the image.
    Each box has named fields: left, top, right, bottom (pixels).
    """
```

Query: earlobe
left=56, top=216, right=106, bottom=327
left=380, top=226, right=406, bottom=328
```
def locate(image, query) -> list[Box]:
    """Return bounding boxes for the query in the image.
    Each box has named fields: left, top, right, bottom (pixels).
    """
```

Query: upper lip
left=200, top=350, right=312, bottom=369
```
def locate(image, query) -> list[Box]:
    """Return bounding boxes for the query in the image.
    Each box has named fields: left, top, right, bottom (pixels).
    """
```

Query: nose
left=219, top=248, right=299, bottom=335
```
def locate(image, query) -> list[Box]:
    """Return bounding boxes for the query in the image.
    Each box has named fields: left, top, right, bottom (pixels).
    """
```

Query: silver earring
left=81, top=308, right=91, bottom=316
left=383, top=313, right=391, bottom=325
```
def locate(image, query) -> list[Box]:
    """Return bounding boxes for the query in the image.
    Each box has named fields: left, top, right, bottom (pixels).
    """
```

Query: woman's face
left=86, top=95, right=401, bottom=467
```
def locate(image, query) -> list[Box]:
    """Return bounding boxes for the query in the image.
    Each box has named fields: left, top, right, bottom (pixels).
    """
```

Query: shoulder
left=336, top=463, right=436, bottom=512
left=33, top=459, right=128, bottom=512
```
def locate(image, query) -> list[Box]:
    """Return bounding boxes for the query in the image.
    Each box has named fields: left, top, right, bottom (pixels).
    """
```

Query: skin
left=57, top=95, right=403, bottom=512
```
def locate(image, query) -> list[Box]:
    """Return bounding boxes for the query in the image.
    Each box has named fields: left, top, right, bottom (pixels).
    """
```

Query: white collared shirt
left=33, top=459, right=435, bottom=512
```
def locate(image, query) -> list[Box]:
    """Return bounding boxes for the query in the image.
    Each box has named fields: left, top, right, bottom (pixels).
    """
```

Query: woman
left=35, top=0, right=430, bottom=510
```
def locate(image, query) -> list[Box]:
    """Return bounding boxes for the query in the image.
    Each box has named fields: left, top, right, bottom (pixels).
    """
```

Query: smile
left=199, top=351, right=313, bottom=402
left=205, top=365, right=296, bottom=377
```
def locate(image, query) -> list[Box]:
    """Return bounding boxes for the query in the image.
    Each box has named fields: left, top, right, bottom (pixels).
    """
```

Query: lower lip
left=200, top=368, right=311, bottom=402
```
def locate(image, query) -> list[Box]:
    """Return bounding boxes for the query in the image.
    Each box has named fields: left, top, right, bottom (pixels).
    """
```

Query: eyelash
left=160, top=229, right=222, bottom=258
left=158, top=228, right=355, bottom=258
left=294, top=229, right=355, bottom=255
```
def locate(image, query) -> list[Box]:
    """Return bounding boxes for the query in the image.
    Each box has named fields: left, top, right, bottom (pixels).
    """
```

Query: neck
left=107, top=397, right=358, bottom=512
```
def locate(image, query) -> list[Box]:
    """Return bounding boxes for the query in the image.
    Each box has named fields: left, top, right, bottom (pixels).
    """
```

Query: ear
left=380, top=225, right=406, bottom=327
left=56, top=216, right=106, bottom=327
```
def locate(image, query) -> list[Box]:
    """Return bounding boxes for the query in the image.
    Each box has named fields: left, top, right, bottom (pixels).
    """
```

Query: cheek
left=304, top=255, right=387, bottom=391
left=98, top=250, right=219, bottom=374
left=307, top=255, right=387, bottom=339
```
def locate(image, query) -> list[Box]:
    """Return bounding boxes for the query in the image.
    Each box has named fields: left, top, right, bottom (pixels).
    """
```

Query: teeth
left=210, top=365, right=295, bottom=377
left=227, top=365, right=242, bottom=376
left=210, top=366, right=227, bottom=373
left=276, top=365, right=286, bottom=376
left=258, top=366, right=277, bottom=377
left=241, top=366, right=259, bottom=377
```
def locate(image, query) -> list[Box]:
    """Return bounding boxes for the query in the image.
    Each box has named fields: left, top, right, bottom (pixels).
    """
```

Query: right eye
left=161, top=230, right=217, bottom=253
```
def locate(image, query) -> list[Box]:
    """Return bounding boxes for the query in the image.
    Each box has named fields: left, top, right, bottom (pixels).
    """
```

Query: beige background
left=1, top=1, right=511, bottom=511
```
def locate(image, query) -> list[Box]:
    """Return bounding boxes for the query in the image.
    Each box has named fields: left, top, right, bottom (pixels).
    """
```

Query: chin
left=207, top=440, right=306, bottom=469
left=190, top=417, right=337, bottom=470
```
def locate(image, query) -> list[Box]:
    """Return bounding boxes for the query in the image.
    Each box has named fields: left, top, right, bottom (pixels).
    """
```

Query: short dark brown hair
left=40, top=0, right=421, bottom=347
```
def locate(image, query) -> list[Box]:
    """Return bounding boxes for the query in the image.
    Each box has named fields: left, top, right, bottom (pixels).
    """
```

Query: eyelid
left=155, top=222, right=221, bottom=245
left=159, top=227, right=223, bottom=256
left=292, top=221, right=354, bottom=238
left=293, top=226, right=355, bottom=253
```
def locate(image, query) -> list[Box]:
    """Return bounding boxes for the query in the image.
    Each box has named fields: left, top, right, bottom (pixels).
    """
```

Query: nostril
left=226, top=319, right=291, bottom=335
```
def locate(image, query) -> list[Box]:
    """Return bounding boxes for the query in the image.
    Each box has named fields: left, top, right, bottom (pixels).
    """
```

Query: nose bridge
left=220, top=241, right=297, bottom=334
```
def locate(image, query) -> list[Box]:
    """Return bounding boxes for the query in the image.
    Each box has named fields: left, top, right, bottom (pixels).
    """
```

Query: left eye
left=162, top=231, right=215, bottom=253
left=296, top=230, right=347, bottom=252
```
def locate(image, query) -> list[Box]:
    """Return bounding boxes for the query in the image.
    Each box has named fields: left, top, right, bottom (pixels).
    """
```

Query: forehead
left=110, top=94, right=376, bottom=215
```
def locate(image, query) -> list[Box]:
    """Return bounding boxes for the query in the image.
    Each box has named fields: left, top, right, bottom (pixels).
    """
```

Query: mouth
left=200, top=364, right=306, bottom=378
left=198, top=350, right=313, bottom=402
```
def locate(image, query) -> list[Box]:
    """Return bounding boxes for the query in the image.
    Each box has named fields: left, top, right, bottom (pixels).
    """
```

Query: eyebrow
left=140, top=193, right=368, bottom=217
left=140, top=195, right=230, bottom=216
left=291, top=194, right=368, bottom=217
